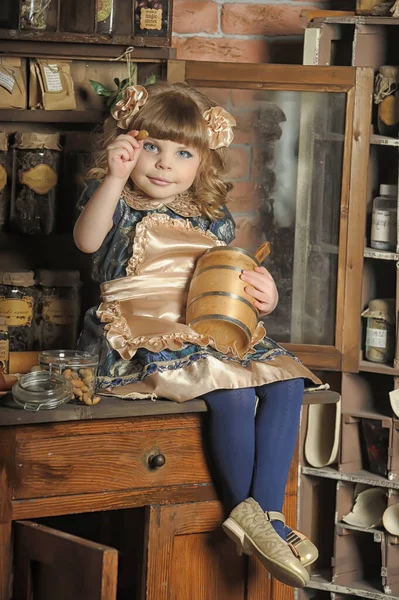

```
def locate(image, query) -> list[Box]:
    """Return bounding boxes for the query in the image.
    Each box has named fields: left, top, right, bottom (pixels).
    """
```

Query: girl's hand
left=241, top=266, right=279, bottom=315
left=106, top=131, right=144, bottom=181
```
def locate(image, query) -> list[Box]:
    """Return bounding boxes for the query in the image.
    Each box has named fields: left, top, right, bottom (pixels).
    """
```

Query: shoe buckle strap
left=265, top=510, right=285, bottom=525
left=286, top=531, right=302, bottom=546
left=288, top=542, right=301, bottom=560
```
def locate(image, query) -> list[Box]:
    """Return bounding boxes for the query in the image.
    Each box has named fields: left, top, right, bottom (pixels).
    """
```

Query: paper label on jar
left=42, top=64, right=63, bottom=93
left=19, top=164, right=58, bottom=195
left=0, top=165, right=7, bottom=192
left=0, top=70, right=15, bottom=94
left=0, top=297, right=34, bottom=327
left=371, top=210, right=397, bottom=244
left=96, top=0, right=112, bottom=22
left=0, top=339, right=9, bottom=363
left=43, top=299, right=79, bottom=325
left=366, top=327, right=387, bottom=349
left=140, top=8, right=162, bottom=30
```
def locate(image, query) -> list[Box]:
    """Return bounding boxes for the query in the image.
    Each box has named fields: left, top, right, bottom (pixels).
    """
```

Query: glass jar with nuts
left=38, top=350, right=100, bottom=406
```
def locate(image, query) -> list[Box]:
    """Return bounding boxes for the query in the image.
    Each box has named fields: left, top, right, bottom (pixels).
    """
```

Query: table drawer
left=14, top=424, right=211, bottom=499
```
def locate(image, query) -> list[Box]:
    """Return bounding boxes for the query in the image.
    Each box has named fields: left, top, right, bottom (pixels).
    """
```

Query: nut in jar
left=38, top=350, right=101, bottom=405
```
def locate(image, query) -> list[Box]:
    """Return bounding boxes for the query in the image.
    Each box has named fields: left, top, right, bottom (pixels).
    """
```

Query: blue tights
left=202, top=378, right=304, bottom=540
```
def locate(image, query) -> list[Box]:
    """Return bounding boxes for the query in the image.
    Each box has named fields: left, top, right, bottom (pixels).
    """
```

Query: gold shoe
left=222, top=498, right=310, bottom=588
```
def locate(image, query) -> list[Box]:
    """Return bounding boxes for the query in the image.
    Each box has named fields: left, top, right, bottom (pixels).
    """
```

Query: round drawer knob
left=149, top=453, right=166, bottom=468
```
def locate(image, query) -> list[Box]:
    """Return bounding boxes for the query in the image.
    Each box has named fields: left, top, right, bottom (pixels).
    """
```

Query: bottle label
left=371, top=209, right=397, bottom=245
left=0, top=297, right=34, bottom=327
left=140, top=8, right=162, bottom=30
left=96, top=0, right=112, bottom=22
left=43, top=299, right=78, bottom=325
left=0, top=164, right=7, bottom=192
left=19, top=164, right=58, bottom=195
left=0, top=339, right=9, bottom=362
left=366, top=327, right=387, bottom=349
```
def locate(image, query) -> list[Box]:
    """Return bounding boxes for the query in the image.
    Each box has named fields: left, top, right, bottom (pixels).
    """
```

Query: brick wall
left=172, top=0, right=355, bottom=64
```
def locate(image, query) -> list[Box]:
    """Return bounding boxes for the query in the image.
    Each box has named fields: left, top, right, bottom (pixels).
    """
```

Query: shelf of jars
left=0, top=0, right=174, bottom=49
left=359, top=360, right=399, bottom=376
left=371, top=135, right=399, bottom=148
left=301, top=466, right=399, bottom=489
left=364, top=248, right=399, bottom=261
left=306, top=574, right=399, bottom=600
left=311, top=16, right=399, bottom=26
left=0, top=110, right=105, bottom=124
left=0, top=39, right=175, bottom=61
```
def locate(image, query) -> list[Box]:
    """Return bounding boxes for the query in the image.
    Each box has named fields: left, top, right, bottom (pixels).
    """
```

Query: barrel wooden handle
left=254, top=241, right=271, bottom=263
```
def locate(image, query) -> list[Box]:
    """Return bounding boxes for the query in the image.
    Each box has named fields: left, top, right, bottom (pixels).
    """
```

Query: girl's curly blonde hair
left=87, top=81, right=232, bottom=220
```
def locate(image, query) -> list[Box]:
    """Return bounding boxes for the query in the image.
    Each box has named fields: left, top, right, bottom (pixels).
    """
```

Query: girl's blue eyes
left=143, top=142, right=193, bottom=159
left=177, top=150, right=193, bottom=159
left=144, top=142, right=158, bottom=153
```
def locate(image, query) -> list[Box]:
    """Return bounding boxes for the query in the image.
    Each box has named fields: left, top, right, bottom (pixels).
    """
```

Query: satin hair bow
left=111, top=85, right=149, bottom=130
left=203, top=106, right=236, bottom=149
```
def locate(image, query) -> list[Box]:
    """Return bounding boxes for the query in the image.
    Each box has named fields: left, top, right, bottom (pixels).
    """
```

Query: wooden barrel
left=186, top=246, right=260, bottom=353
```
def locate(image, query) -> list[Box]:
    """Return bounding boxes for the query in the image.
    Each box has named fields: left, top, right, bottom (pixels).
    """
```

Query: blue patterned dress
left=78, top=181, right=320, bottom=401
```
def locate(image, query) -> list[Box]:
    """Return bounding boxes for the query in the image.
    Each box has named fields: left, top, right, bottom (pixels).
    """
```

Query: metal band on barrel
left=189, top=314, right=252, bottom=340
left=192, top=265, right=243, bottom=279
left=199, top=246, right=260, bottom=266
left=187, top=291, right=258, bottom=318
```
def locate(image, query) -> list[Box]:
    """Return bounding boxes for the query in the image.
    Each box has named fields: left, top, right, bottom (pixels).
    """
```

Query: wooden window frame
left=167, top=60, right=373, bottom=372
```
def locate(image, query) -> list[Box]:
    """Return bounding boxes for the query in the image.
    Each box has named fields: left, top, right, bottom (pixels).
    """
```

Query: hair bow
left=111, top=85, right=148, bottom=129
left=203, top=106, right=236, bottom=149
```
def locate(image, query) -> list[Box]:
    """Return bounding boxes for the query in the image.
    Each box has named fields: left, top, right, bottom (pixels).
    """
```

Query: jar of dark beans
left=11, top=132, right=62, bottom=235
left=37, top=270, right=82, bottom=350
left=0, top=132, right=9, bottom=231
left=0, top=271, right=36, bottom=351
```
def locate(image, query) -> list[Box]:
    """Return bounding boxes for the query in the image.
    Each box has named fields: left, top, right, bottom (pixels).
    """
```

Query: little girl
left=74, top=81, right=322, bottom=589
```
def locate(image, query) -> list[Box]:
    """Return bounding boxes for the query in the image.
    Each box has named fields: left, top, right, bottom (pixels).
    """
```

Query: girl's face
left=130, top=137, right=201, bottom=202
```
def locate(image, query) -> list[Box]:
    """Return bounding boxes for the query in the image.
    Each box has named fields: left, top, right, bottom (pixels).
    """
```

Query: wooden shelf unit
left=301, top=16, right=399, bottom=600
left=0, top=109, right=104, bottom=123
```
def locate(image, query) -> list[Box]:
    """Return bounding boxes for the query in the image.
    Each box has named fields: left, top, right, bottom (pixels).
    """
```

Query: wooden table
left=0, top=390, right=339, bottom=600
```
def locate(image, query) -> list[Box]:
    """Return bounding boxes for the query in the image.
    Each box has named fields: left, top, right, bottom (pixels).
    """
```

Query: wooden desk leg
left=0, top=521, right=12, bottom=600
left=0, top=431, right=15, bottom=600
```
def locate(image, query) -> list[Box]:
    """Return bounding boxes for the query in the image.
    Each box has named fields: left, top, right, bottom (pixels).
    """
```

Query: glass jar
left=0, top=271, right=36, bottom=351
left=95, top=0, right=116, bottom=34
left=370, top=184, right=398, bottom=252
left=12, top=371, right=73, bottom=411
left=134, top=0, right=169, bottom=39
left=0, top=132, right=9, bottom=232
left=0, top=316, right=9, bottom=375
left=37, top=270, right=82, bottom=351
left=11, top=132, right=61, bottom=235
left=0, top=1, right=19, bottom=28
left=39, top=350, right=100, bottom=405
left=362, top=298, right=395, bottom=364
left=20, top=0, right=52, bottom=30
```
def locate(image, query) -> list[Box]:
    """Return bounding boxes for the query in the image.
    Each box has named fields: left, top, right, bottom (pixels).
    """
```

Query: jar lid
left=12, top=371, right=73, bottom=411
left=37, top=270, right=82, bottom=287
left=15, top=132, right=62, bottom=151
left=0, top=271, right=35, bottom=286
left=361, top=298, right=396, bottom=324
left=379, top=184, right=398, bottom=197
left=39, top=349, right=99, bottom=369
